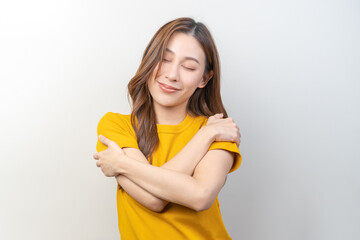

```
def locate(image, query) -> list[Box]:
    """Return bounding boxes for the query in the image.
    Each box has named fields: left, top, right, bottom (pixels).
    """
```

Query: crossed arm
left=115, top=126, right=214, bottom=212
left=94, top=115, right=240, bottom=212
left=116, top=147, right=233, bottom=212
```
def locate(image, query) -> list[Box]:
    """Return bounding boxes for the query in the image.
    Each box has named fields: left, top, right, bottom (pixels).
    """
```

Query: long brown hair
left=128, top=17, right=227, bottom=159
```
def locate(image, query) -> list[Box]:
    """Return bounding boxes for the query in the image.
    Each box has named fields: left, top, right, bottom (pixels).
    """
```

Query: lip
left=158, top=82, right=180, bottom=93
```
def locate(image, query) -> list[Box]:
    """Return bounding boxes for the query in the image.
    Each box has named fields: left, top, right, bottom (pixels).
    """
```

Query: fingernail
left=99, top=135, right=103, bottom=139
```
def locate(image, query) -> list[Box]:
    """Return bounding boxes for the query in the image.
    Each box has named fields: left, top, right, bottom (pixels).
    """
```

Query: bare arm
left=114, top=148, right=166, bottom=212
left=115, top=149, right=234, bottom=211
left=114, top=126, right=215, bottom=212
left=112, top=115, right=240, bottom=211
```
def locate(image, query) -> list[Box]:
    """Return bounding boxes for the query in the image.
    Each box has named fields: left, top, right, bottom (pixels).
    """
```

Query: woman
left=93, top=17, right=242, bottom=239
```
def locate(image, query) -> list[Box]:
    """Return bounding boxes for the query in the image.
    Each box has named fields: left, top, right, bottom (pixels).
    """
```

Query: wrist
left=199, top=126, right=216, bottom=145
left=115, top=154, right=129, bottom=175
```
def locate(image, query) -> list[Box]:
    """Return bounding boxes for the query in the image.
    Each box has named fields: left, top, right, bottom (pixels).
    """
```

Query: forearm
left=116, top=127, right=212, bottom=212
left=118, top=155, right=205, bottom=210
left=115, top=150, right=168, bottom=212
left=114, top=133, right=211, bottom=211
left=160, top=126, right=214, bottom=175
left=114, top=126, right=213, bottom=211
left=112, top=126, right=215, bottom=211
left=115, top=174, right=167, bottom=212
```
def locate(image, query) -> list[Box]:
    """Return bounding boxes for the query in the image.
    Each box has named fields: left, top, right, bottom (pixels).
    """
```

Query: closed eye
left=183, top=66, right=195, bottom=71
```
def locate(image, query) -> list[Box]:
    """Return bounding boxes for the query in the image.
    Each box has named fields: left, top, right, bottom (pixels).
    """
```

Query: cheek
left=148, top=64, right=161, bottom=87
left=182, top=72, right=203, bottom=88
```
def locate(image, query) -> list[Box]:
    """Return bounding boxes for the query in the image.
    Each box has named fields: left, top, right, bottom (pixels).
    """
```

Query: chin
left=153, top=97, right=187, bottom=109
left=158, top=101, right=181, bottom=108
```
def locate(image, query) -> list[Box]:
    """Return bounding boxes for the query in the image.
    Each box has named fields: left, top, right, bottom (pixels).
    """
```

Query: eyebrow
left=165, top=48, right=200, bottom=65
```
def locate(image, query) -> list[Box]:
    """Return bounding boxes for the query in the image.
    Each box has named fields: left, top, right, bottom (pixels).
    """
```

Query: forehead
left=165, top=32, right=206, bottom=64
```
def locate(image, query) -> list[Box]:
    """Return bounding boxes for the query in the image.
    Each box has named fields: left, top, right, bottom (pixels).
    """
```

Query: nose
left=165, top=61, right=180, bottom=82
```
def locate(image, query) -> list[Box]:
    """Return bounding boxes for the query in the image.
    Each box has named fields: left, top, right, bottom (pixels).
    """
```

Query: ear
left=198, top=70, right=213, bottom=88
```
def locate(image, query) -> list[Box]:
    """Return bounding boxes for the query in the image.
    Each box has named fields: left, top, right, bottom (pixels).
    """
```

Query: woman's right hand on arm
left=204, top=113, right=241, bottom=147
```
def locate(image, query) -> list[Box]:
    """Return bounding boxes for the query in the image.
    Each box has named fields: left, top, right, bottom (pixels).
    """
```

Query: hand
left=205, top=113, right=241, bottom=146
left=93, top=135, right=125, bottom=177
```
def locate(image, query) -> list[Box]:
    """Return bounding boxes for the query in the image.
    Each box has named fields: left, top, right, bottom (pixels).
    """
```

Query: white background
left=0, top=0, right=359, bottom=239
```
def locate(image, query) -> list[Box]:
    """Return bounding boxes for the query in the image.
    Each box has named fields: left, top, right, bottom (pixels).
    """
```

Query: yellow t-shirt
left=96, top=112, right=242, bottom=240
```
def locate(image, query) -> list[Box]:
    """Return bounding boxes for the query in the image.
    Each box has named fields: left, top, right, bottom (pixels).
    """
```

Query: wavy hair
left=127, top=17, right=227, bottom=160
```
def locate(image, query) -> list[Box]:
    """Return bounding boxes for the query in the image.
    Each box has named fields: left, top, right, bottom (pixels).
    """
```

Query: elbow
left=193, top=201, right=212, bottom=212
left=148, top=199, right=168, bottom=213
left=192, top=188, right=214, bottom=212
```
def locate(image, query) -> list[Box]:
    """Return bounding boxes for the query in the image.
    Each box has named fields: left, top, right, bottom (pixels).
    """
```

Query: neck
left=153, top=103, right=188, bottom=125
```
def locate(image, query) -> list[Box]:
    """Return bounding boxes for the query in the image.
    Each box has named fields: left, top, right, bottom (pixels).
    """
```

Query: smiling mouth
left=158, top=82, right=180, bottom=93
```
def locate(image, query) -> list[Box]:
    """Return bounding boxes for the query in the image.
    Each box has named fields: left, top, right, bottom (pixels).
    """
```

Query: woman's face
left=147, top=32, right=210, bottom=112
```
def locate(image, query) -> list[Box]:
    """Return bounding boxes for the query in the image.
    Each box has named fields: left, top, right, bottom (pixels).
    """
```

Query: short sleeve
left=96, top=112, right=139, bottom=152
left=208, top=141, right=242, bottom=173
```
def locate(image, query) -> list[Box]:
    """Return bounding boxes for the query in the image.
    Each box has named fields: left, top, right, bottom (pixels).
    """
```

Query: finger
left=93, top=153, right=99, bottom=160
left=99, top=135, right=112, bottom=146
left=234, top=134, right=239, bottom=146
left=215, top=113, right=224, bottom=119
left=211, top=113, right=220, bottom=118
left=96, top=161, right=101, bottom=167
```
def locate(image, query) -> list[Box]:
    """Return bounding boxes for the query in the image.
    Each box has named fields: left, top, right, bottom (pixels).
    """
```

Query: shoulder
left=189, top=114, right=209, bottom=127
left=99, top=112, right=132, bottom=127
left=100, top=112, right=132, bottom=124
left=96, top=112, right=138, bottom=151
left=183, top=114, right=209, bottom=133
left=97, top=112, right=135, bottom=136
